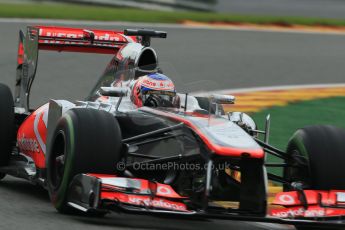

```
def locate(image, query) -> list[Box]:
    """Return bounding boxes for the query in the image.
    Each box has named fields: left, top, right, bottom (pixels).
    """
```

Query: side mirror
left=100, top=87, right=128, bottom=97
left=211, top=94, right=235, bottom=104
left=124, top=29, right=167, bottom=47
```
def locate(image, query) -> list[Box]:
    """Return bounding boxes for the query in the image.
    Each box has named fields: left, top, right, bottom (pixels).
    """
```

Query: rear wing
left=15, top=26, right=137, bottom=111
left=35, top=26, right=136, bottom=54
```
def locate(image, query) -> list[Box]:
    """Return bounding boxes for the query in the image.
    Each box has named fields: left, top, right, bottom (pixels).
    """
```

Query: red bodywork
left=35, top=26, right=137, bottom=54
left=88, top=174, right=189, bottom=212
left=88, top=174, right=345, bottom=218
left=17, top=104, right=48, bottom=169
left=271, top=190, right=345, bottom=218
left=17, top=38, right=24, bottom=65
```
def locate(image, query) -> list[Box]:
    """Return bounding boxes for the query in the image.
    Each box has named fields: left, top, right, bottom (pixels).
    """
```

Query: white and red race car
left=0, top=26, right=345, bottom=230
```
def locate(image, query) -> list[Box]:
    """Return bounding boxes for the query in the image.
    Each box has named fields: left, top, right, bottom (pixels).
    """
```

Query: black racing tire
left=195, top=96, right=225, bottom=115
left=294, top=225, right=343, bottom=230
left=284, top=125, right=345, bottom=191
left=46, top=108, right=123, bottom=213
left=0, top=83, right=14, bottom=177
left=0, top=173, right=6, bottom=180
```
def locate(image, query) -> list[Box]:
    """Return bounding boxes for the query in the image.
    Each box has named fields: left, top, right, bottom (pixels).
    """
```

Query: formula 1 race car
left=1, top=26, right=345, bottom=230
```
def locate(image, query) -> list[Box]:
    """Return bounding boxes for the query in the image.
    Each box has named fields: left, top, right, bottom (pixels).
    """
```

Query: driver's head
left=131, top=73, right=176, bottom=108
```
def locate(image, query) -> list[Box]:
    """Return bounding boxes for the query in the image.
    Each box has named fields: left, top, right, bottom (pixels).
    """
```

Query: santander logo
left=272, top=208, right=325, bottom=218
left=39, top=30, right=122, bottom=41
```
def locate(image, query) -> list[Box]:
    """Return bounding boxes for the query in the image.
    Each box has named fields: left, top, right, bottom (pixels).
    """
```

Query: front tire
left=46, top=108, right=123, bottom=213
left=295, top=225, right=344, bottom=230
left=284, top=125, right=345, bottom=190
left=0, top=83, right=14, bottom=180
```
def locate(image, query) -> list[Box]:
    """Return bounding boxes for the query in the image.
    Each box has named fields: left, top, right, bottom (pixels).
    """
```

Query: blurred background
left=3, top=0, right=345, bottom=18
left=2, top=0, right=218, bottom=11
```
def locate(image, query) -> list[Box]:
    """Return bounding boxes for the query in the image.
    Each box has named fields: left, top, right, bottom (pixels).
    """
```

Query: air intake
left=137, top=48, right=158, bottom=71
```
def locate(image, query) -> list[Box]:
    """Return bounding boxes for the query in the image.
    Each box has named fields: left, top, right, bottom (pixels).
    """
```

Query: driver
left=131, top=73, right=177, bottom=108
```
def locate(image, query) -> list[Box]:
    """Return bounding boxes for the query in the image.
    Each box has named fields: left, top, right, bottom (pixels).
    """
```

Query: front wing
left=66, top=174, right=345, bottom=229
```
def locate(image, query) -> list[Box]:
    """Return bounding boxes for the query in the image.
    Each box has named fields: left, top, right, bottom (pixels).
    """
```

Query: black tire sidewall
left=0, top=173, right=6, bottom=180
left=47, top=115, right=75, bottom=212
left=284, top=130, right=311, bottom=191
left=47, top=108, right=123, bottom=212
left=0, top=83, right=14, bottom=167
left=285, top=125, right=345, bottom=190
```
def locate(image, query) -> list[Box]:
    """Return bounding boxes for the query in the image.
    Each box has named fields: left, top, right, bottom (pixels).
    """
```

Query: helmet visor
left=142, top=90, right=176, bottom=107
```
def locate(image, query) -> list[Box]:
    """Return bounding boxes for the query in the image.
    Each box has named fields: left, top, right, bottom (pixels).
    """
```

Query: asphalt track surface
left=1, top=20, right=345, bottom=108
left=1, top=19, right=345, bottom=230
left=0, top=177, right=294, bottom=230
left=217, top=0, right=345, bottom=19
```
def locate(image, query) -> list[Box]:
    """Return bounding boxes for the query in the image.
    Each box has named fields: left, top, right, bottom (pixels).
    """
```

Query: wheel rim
left=284, top=149, right=310, bottom=190
left=50, top=131, right=66, bottom=190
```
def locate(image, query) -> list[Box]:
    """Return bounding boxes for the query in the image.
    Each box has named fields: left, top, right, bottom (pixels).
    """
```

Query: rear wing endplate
left=14, top=26, right=136, bottom=111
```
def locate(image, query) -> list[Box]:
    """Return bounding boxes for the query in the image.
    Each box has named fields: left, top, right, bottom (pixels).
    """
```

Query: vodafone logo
left=272, top=208, right=304, bottom=218
left=157, top=186, right=172, bottom=195
left=278, top=194, right=296, bottom=205
left=272, top=208, right=325, bottom=218
left=128, top=197, right=186, bottom=211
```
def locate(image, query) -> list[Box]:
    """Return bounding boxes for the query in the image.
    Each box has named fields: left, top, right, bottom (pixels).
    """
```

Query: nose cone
left=200, top=119, right=264, bottom=158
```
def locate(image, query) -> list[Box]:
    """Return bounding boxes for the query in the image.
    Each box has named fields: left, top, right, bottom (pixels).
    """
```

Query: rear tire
left=46, top=108, right=123, bottom=213
left=0, top=83, right=14, bottom=180
left=284, top=125, right=345, bottom=190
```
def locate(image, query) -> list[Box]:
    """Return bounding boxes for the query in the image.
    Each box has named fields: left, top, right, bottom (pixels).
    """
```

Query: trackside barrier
left=43, top=0, right=217, bottom=11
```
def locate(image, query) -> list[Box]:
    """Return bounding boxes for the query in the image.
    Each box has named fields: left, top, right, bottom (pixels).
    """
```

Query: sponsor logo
left=157, top=186, right=172, bottom=195
left=141, top=76, right=175, bottom=91
left=337, top=192, right=345, bottom=203
left=18, top=135, right=40, bottom=153
left=272, top=208, right=325, bottom=218
left=39, top=30, right=122, bottom=41
left=278, top=194, right=296, bottom=205
left=38, top=29, right=124, bottom=47
left=128, top=197, right=186, bottom=211
left=142, top=79, right=157, bottom=87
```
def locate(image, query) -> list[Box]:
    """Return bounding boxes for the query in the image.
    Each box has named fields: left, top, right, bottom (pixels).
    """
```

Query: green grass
left=251, top=96, right=345, bottom=150
left=2, top=2, right=345, bottom=26
left=250, top=96, right=345, bottom=175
